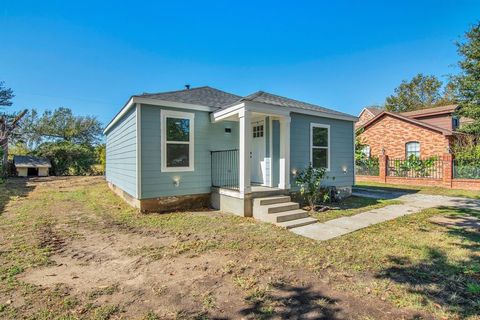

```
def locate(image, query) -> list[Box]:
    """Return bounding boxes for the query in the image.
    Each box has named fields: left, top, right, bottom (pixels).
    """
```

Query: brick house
left=356, top=105, right=462, bottom=159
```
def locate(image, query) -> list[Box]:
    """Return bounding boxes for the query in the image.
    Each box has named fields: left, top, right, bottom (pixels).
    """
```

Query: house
left=356, top=107, right=382, bottom=129
left=104, top=86, right=356, bottom=226
left=13, top=155, right=51, bottom=177
left=356, top=105, right=462, bottom=159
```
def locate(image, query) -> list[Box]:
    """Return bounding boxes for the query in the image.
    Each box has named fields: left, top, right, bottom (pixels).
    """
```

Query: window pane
left=313, top=127, right=328, bottom=147
left=166, top=117, right=190, bottom=141
left=166, top=144, right=189, bottom=167
left=312, top=148, right=328, bottom=168
left=406, top=142, right=420, bottom=158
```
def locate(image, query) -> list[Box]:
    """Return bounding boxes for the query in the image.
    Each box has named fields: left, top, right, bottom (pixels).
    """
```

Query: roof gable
left=358, top=111, right=454, bottom=135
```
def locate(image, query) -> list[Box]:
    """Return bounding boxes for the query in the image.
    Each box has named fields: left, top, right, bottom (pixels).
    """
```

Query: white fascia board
left=104, top=97, right=217, bottom=134
left=211, top=102, right=245, bottom=122
left=211, top=101, right=357, bottom=123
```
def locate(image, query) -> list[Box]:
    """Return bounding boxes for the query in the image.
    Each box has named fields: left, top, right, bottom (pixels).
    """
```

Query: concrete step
left=253, top=196, right=291, bottom=206
left=276, top=217, right=318, bottom=229
left=262, top=202, right=300, bottom=214
left=270, top=209, right=310, bottom=223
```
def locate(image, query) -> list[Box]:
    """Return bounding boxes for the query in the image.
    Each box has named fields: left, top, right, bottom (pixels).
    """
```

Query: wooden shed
left=13, top=156, right=51, bottom=177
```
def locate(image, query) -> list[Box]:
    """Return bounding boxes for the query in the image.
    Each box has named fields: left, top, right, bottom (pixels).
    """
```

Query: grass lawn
left=0, top=177, right=479, bottom=319
left=356, top=181, right=480, bottom=199
left=310, top=196, right=402, bottom=223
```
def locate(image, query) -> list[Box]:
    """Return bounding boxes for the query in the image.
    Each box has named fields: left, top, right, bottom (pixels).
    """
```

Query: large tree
left=454, top=22, right=480, bottom=134
left=18, top=107, right=103, bottom=148
left=385, top=74, right=455, bottom=112
left=0, top=81, right=27, bottom=175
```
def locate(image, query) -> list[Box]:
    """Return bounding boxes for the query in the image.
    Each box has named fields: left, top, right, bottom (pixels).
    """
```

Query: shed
left=13, top=156, right=51, bottom=177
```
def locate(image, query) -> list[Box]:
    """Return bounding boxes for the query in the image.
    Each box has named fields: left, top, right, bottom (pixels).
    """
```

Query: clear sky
left=1, top=0, right=479, bottom=125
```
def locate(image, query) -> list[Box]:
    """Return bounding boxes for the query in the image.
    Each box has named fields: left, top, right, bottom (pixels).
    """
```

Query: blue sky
left=1, top=0, right=479, bottom=125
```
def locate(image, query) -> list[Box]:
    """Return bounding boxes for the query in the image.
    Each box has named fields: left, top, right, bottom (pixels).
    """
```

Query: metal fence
left=211, top=149, right=239, bottom=190
left=387, top=158, right=443, bottom=179
left=453, top=158, right=480, bottom=179
left=355, top=160, right=379, bottom=176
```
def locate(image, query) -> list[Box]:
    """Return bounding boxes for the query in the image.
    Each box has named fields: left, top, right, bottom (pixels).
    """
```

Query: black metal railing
left=211, top=149, right=239, bottom=190
left=355, top=159, right=380, bottom=176
left=454, top=158, right=480, bottom=179
left=387, top=157, right=443, bottom=179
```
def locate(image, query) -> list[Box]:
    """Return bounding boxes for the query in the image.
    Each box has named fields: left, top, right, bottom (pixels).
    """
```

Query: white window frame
left=161, top=110, right=195, bottom=172
left=310, top=123, right=330, bottom=171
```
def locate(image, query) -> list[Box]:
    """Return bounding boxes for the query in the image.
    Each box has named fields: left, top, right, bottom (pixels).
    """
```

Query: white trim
left=269, top=116, right=273, bottom=187
left=104, top=96, right=214, bottom=134
left=310, top=123, right=331, bottom=171
left=136, top=104, right=142, bottom=199
left=239, top=109, right=252, bottom=195
left=278, top=116, right=291, bottom=189
left=160, top=110, right=195, bottom=172
left=212, top=101, right=357, bottom=123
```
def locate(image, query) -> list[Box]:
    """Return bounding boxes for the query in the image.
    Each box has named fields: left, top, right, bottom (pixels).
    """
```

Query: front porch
left=210, top=105, right=292, bottom=196
left=209, top=102, right=295, bottom=218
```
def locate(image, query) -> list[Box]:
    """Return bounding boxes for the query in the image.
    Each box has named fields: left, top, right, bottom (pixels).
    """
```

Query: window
left=253, top=124, right=264, bottom=138
left=161, top=110, right=194, bottom=172
left=452, top=116, right=460, bottom=130
left=362, top=145, right=371, bottom=159
left=405, top=141, right=420, bottom=158
left=310, top=124, right=330, bottom=170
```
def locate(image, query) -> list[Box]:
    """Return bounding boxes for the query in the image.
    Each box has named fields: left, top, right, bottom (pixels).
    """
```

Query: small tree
left=295, top=164, right=327, bottom=210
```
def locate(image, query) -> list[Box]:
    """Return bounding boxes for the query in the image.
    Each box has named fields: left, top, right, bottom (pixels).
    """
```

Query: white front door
left=251, top=120, right=265, bottom=184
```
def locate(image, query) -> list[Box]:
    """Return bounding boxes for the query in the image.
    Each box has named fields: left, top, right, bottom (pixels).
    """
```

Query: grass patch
left=310, top=196, right=402, bottom=222
left=1, top=177, right=480, bottom=319
left=356, top=181, right=480, bottom=199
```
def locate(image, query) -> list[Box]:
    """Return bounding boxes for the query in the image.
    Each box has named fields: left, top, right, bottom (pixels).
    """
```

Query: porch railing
left=211, top=149, right=239, bottom=190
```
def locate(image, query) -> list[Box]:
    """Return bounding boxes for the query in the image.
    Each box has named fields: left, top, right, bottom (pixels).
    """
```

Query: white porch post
left=279, top=116, right=291, bottom=189
left=239, top=109, right=252, bottom=195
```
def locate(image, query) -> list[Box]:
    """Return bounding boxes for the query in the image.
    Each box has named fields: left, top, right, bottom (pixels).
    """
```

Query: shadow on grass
left=377, top=241, right=480, bottom=317
left=0, top=177, right=35, bottom=215
left=240, top=283, right=341, bottom=320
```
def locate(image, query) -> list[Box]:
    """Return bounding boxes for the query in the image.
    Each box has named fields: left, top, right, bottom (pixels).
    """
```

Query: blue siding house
left=104, top=86, right=357, bottom=228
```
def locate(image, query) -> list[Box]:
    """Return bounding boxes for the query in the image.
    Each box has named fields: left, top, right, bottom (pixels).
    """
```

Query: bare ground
left=1, top=177, right=474, bottom=319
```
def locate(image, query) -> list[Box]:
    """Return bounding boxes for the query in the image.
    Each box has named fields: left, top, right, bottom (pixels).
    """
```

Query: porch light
left=342, top=166, right=348, bottom=174
left=291, top=169, right=298, bottom=176
left=173, top=176, right=181, bottom=187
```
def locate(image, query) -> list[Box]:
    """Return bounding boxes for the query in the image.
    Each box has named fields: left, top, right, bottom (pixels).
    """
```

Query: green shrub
left=295, top=163, right=327, bottom=209
left=34, top=141, right=97, bottom=176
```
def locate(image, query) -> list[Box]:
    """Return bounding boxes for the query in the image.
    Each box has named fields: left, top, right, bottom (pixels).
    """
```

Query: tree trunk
left=0, top=137, right=7, bottom=177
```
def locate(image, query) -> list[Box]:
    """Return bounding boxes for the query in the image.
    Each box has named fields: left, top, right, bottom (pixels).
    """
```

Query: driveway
left=292, top=187, right=480, bottom=241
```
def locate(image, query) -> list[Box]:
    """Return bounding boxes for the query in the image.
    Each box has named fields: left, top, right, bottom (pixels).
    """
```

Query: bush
left=294, top=163, right=328, bottom=209
left=34, top=141, right=97, bottom=176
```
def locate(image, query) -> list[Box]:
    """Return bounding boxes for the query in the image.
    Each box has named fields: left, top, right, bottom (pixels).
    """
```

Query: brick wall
left=356, top=153, right=480, bottom=191
left=358, top=114, right=450, bottom=158
left=356, top=110, right=376, bottom=128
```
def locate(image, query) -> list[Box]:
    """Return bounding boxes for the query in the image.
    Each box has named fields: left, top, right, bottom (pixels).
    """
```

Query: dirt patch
left=6, top=177, right=434, bottom=319
left=430, top=215, right=480, bottom=231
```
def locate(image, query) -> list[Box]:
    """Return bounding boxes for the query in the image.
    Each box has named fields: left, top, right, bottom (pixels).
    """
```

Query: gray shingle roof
left=135, top=86, right=242, bottom=108
left=128, top=86, right=355, bottom=120
left=225, top=91, right=354, bottom=118
left=13, top=156, right=51, bottom=168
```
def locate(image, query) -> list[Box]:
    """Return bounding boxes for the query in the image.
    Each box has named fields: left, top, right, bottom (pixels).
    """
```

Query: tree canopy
left=384, top=74, right=455, bottom=112
left=454, top=22, right=480, bottom=135
left=18, top=107, right=103, bottom=148
left=0, top=81, right=27, bottom=176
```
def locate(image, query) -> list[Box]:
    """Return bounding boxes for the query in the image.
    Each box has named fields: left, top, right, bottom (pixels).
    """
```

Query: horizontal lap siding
left=140, top=104, right=239, bottom=199
left=106, top=107, right=137, bottom=198
left=290, top=113, right=354, bottom=189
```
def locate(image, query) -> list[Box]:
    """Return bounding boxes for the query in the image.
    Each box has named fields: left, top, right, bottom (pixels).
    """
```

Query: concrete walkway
left=291, top=189, right=480, bottom=241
